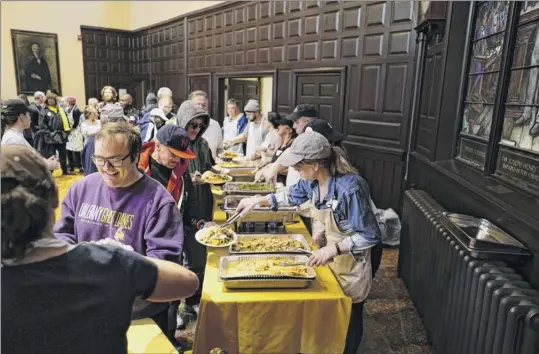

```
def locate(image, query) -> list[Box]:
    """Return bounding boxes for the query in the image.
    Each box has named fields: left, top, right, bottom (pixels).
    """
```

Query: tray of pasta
left=219, top=255, right=316, bottom=289
left=229, top=234, right=311, bottom=254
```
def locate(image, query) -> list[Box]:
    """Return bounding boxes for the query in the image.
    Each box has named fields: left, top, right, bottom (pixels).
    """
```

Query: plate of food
left=196, top=225, right=238, bottom=248
left=201, top=171, right=233, bottom=185
left=213, top=162, right=245, bottom=173
left=218, top=150, right=242, bottom=161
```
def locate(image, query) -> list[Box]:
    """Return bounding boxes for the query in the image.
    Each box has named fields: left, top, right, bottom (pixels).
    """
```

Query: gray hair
left=33, top=91, right=45, bottom=100
left=189, top=90, right=208, bottom=100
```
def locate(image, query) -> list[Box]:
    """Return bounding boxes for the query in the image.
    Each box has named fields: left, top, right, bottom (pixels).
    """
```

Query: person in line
left=140, top=98, right=175, bottom=140
left=81, top=104, right=127, bottom=176
left=101, top=85, right=118, bottom=104
left=38, top=92, right=71, bottom=175
left=64, top=97, right=83, bottom=174
left=221, top=98, right=247, bottom=155
left=170, top=100, right=214, bottom=320
left=55, top=122, right=186, bottom=346
left=29, top=91, right=46, bottom=138
left=235, top=131, right=381, bottom=354
left=1, top=145, right=199, bottom=354
left=141, top=108, right=169, bottom=143
left=120, top=93, right=139, bottom=123
left=192, top=90, right=223, bottom=160
left=251, top=112, right=283, bottom=162
left=222, top=99, right=268, bottom=158
left=138, top=123, right=201, bottom=333
left=80, top=105, right=101, bottom=145
left=140, top=92, right=158, bottom=117
left=157, top=86, right=178, bottom=112
left=1, top=99, right=59, bottom=171
left=16, top=94, right=37, bottom=146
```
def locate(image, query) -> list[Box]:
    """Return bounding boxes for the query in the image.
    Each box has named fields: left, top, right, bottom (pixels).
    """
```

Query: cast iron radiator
left=399, top=189, right=539, bottom=354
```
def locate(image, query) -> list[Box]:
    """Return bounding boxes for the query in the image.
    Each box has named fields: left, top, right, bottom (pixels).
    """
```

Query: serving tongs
left=220, top=211, right=242, bottom=229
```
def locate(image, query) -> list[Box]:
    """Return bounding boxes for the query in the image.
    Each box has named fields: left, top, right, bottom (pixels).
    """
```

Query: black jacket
left=39, top=107, right=69, bottom=144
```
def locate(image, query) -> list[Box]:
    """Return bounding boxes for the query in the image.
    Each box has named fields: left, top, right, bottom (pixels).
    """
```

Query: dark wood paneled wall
left=81, top=1, right=418, bottom=212
left=81, top=27, right=133, bottom=101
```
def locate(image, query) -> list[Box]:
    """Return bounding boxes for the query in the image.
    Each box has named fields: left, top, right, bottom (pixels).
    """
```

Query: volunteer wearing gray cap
left=236, top=131, right=381, bottom=354
left=222, top=99, right=268, bottom=158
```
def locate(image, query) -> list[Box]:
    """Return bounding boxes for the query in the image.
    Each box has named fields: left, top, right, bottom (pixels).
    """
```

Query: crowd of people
left=1, top=85, right=384, bottom=354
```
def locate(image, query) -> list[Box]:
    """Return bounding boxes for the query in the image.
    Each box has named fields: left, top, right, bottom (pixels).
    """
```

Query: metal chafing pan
left=440, top=212, right=530, bottom=261
left=223, top=182, right=275, bottom=195
left=219, top=254, right=316, bottom=289
left=223, top=195, right=298, bottom=212
left=229, top=234, right=311, bottom=254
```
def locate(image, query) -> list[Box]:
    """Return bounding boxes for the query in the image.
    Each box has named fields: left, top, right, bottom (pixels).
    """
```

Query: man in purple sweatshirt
left=54, top=121, right=184, bottom=347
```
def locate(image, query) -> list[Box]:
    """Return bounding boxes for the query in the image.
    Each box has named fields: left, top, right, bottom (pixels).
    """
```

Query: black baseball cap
left=1, top=99, right=30, bottom=116
left=156, top=124, right=196, bottom=159
left=306, top=119, right=343, bottom=143
left=285, top=103, right=318, bottom=121
left=275, top=118, right=294, bottom=129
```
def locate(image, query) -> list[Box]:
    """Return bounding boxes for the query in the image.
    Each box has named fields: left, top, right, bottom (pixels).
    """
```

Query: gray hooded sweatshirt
left=170, top=100, right=213, bottom=223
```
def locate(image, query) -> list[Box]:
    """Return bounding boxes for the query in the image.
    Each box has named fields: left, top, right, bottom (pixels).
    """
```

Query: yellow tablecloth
left=193, top=213, right=352, bottom=354
left=127, top=319, right=177, bottom=354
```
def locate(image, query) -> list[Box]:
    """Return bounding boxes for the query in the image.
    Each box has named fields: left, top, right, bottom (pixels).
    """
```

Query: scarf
left=48, top=106, right=70, bottom=132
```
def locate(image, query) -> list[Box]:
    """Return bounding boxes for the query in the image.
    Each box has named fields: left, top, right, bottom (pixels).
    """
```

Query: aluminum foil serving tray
left=223, top=182, right=275, bottom=195
left=219, top=254, right=316, bottom=289
left=229, top=234, right=311, bottom=254
left=223, top=195, right=298, bottom=212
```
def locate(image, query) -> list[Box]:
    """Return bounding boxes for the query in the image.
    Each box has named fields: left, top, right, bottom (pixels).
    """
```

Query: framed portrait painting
left=11, top=29, right=62, bottom=95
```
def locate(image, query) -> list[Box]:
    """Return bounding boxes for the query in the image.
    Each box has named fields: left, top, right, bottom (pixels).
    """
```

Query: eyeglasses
left=187, top=122, right=206, bottom=130
left=91, top=154, right=130, bottom=167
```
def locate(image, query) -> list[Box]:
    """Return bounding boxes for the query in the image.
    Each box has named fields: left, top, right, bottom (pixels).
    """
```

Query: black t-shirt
left=150, top=157, right=172, bottom=187
left=2, top=244, right=158, bottom=354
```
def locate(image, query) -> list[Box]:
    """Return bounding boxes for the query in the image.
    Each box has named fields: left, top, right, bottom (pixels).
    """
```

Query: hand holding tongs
left=220, top=211, right=242, bottom=229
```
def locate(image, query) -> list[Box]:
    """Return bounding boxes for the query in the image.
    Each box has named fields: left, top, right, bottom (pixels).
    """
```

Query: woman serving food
left=235, top=130, right=381, bottom=354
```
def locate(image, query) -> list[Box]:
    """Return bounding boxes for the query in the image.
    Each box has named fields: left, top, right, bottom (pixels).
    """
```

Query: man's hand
left=308, top=245, right=339, bottom=267
left=222, top=141, right=233, bottom=150
left=31, top=73, right=42, bottom=80
left=191, top=171, right=203, bottom=186
left=46, top=156, right=60, bottom=171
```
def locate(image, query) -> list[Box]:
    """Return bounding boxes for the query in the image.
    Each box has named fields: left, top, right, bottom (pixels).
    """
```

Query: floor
left=361, top=248, right=433, bottom=354
left=55, top=174, right=433, bottom=354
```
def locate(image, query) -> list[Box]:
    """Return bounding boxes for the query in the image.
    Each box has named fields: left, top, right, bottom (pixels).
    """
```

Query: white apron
left=300, top=198, right=372, bottom=303
left=223, top=116, right=244, bottom=155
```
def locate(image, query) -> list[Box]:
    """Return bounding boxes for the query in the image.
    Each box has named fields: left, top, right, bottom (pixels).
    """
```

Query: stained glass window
left=500, top=1, right=539, bottom=154
left=461, top=1, right=510, bottom=139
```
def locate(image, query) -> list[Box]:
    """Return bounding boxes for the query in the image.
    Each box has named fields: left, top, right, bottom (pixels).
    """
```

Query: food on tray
left=199, top=226, right=236, bottom=246
left=228, top=259, right=309, bottom=277
left=231, top=236, right=304, bottom=252
left=215, top=162, right=245, bottom=169
left=201, top=171, right=232, bottom=184
left=235, top=183, right=274, bottom=192
left=219, top=150, right=240, bottom=159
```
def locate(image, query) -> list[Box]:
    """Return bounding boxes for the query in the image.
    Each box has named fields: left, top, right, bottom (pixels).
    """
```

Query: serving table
left=192, top=211, right=352, bottom=354
left=127, top=318, right=177, bottom=354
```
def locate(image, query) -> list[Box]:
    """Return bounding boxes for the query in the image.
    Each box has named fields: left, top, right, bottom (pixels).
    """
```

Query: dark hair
left=17, top=94, right=30, bottom=105
left=1, top=102, right=24, bottom=138
left=1, top=147, right=56, bottom=259
left=267, top=112, right=281, bottom=129
left=95, top=122, right=142, bottom=163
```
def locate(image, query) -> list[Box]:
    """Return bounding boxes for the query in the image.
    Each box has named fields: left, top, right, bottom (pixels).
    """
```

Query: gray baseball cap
left=101, top=103, right=128, bottom=124
left=276, top=130, right=331, bottom=167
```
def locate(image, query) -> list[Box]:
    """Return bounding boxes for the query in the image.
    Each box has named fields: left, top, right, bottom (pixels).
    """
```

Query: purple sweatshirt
left=55, top=173, right=183, bottom=262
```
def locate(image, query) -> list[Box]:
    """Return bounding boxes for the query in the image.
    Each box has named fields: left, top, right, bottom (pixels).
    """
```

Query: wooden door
left=188, top=76, right=211, bottom=95
left=295, top=73, right=342, bottom=131
left=132, top=80, right=147, bottom=108
left=228, top=79, right=261, bottom=110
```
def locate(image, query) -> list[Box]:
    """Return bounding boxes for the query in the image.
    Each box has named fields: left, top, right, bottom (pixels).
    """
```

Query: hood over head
left=175, top=100, right=210, bottom=139
left=145, top=93, right=157, bottom=105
